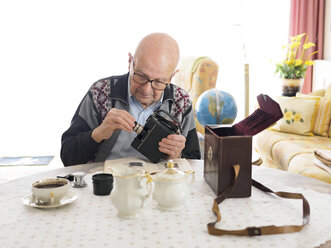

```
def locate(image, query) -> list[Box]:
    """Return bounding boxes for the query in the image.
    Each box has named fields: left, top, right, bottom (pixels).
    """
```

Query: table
left=0, top=160, right=330, bottom=248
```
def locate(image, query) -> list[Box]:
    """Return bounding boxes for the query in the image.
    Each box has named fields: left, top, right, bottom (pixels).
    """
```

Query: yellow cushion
left=328, top=121, right=331, bottom=138
left=297, top=93, right=331, bottom=137
left=271, top=96, right=319, bottom=136
left=308, top=89, right=325, bottom=97
left=324, top=84, right=331, bottom=137
left=325, top=83, right=331, bottom=98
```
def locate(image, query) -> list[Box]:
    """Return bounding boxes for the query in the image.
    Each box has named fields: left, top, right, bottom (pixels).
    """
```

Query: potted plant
left=275, top=33, right=318, bottom=96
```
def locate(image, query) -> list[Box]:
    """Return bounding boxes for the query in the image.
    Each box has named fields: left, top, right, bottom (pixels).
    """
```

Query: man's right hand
left=91, top=109, right=136, bottom=143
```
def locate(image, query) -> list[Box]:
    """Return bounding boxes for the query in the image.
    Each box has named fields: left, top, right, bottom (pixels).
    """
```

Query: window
left=0, top=0, right=290, bottom=155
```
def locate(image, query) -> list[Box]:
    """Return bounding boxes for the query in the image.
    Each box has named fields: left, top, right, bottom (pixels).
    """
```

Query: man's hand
left=92, top=109, right=135, bottom=143
left=159, top=134, right=186, bottom=159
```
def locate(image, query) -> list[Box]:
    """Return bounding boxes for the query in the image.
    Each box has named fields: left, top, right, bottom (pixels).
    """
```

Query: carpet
left=0, top=156, right=54, bottom=166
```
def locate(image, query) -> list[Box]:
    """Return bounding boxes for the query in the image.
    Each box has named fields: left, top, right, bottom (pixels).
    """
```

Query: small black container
left=92, top=173, right=114, bottom=196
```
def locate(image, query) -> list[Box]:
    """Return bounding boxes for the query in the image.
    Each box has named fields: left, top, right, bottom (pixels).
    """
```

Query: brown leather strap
left=207, top=164, right=310, bottom=236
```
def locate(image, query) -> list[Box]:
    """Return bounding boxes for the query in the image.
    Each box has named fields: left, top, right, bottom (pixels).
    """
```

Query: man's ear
left=172, top=69, right=179, bottom=77
left=128, top=53, right=133, bottom=71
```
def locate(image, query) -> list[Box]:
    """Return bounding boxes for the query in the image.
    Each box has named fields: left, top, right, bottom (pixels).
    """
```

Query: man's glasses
left=131, top=62, right=173, bottom=91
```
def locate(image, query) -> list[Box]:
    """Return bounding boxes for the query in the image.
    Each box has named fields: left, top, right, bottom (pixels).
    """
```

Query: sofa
left=255, top=85, right=331, bottom=184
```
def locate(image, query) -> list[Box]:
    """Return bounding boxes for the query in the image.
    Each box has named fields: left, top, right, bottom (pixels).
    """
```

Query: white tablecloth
left=0, top=164, right=330, bottom=248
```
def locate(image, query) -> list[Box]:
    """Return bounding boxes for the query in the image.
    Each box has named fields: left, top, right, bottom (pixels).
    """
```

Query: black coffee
left=35, top=183, right=65, bottom=189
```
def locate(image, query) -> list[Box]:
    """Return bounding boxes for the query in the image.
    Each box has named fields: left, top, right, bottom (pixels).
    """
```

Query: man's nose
left=140, top=81, right=154, bottom=92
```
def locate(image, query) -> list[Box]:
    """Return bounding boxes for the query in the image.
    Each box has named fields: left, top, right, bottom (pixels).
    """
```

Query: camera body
left=131, top=110, right=181, bottom=163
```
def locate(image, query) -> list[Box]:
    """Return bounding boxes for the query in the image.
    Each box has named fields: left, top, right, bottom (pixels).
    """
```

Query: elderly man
left=61, top=33, right=201, bottom=166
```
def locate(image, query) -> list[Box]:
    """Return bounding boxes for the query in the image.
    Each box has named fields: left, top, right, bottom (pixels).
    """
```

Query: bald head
left=128, top=33, right=180, bottom=108
left=134, top=33, right=180, bottom=74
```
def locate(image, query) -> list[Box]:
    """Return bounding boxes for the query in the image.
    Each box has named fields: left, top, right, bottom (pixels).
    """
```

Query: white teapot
left=152, top=161, right=194, bottom=211
left=110, top=167, right=152, bottom=218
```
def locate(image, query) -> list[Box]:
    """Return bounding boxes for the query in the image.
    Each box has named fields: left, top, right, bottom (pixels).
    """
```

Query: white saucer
left=22, top=191, right=78, bottom=209
left=156, top=204, right=185, bottom=211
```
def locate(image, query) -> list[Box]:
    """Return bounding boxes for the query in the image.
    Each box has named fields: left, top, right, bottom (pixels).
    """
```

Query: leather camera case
left=204, top=125, right=252, bottom=198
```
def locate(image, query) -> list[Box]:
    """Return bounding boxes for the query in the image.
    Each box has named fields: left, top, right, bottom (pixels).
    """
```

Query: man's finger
left=159, top=141, right=178, bottom=150
left=166, top=134, right=185, bottom=141
left=108, top=108, right=136, bottom=124
left=159, top=147, right=176, bottom=157
left=113, top=114, right=135, bottom=130
left=160, top=138, right=181, bottom=148
left=114, top=119, right=134, bottom=132
left=112, top=122, right=132, bottom=133
left=119, top=109, right=136, bottom=123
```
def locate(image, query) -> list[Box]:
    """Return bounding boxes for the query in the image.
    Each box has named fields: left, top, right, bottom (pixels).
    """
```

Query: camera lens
left=133, top=121, right=144, bottom=135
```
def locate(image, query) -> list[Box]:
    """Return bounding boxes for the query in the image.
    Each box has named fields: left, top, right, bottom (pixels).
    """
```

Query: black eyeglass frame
left=131, top=61, right=175, bottom=91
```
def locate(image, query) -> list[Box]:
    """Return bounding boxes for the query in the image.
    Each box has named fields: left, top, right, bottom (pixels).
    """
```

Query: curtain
left=289, top=0, right=325, bottom=93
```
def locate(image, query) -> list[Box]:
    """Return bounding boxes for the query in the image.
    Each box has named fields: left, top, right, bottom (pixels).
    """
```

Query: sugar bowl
left=152, top=161, right=194, bottom=210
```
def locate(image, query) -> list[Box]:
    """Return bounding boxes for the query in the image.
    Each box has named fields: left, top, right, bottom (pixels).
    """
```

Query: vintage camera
left=131, top=110, right=181, bottom=163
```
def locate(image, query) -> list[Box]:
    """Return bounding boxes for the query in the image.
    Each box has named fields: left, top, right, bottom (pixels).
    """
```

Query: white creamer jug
left=110, top=167, right=152, bottom=218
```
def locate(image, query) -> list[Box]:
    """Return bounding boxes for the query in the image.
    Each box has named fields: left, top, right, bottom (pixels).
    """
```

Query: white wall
left=312, top=0, right=331, bottom=90
left=324, top=0, right=331, bottom=59
left=0, top=0, right=290, bottom=157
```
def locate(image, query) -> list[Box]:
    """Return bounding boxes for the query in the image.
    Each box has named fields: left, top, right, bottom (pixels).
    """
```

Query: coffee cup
left=31, top=178, right=69, bottom=204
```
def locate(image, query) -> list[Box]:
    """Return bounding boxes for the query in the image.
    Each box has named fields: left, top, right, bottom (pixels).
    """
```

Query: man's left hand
left=159, top=134, right=186, bottom=159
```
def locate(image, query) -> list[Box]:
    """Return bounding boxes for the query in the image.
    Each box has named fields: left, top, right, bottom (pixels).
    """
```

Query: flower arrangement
left=275, top=33, right=318, bottom=79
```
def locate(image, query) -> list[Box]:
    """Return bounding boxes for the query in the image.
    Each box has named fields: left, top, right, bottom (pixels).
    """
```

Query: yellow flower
left=303, top=42, right=315, bottom=50
left=293, top=113, right=302, bottom=122
left=290, top=33, right=305, bottom=42
left=305, top=60, right=314, bottom=66
left=284, top=111, right=293, bottom=121
left=290, top=42, right=301, bottom=49
left=294, top=33, right=306, bottom=42
left=275, top=33, right=317, bottom=79
left=290, top=36, right=296, bottom=42
left=294, top=60, right=302, bottom=66
left=307, top=51, right=319, bottom=60
left=281, top=44, right=287, bottom=49
left=286, top=59, right=296, bottom=66
left=287, top=51, right=295, bottom=58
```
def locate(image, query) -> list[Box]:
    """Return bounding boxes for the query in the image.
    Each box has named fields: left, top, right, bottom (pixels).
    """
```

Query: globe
left=195, top=89, right=237, bottom=126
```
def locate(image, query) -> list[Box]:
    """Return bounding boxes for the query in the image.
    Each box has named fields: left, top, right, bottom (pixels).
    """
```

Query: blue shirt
left=106, top=76, right=163, bottom=160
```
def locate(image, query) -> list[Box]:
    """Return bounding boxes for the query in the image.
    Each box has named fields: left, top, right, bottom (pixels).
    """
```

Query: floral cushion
left=271, top=96, right=319, bottom=136
left=297, top=93, right=331, bottom=137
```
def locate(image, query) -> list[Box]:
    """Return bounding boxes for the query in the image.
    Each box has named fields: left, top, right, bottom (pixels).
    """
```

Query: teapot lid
left=156, top=160, right=186, bottom=181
